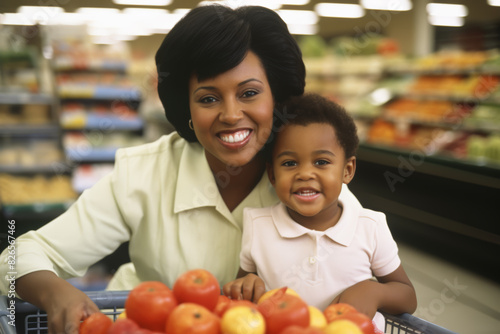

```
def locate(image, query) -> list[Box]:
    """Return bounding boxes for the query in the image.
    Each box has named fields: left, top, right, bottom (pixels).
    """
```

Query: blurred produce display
left=304, top=42, right=500, bottom=167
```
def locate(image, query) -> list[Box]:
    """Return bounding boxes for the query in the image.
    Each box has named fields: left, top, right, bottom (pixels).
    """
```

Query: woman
left=0, top=5, right=358, bottom=333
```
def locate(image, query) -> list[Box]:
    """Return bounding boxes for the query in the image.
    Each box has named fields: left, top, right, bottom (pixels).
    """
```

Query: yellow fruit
left=257, top=287, right=300, bottom=304
left=117, top=310, right=126, bottom=320
left=221, top=305, right=266, bottom=334
left=308, top=305, right=327, bottom=328
left=323, top=320, right=363, bottom=334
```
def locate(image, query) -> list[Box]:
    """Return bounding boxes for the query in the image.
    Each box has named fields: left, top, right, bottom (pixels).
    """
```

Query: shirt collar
left=174, top=142, right=218, bottom=213
left=173, top=142, right=279, bottom=216
left=271, top=197, right=360, bottom=247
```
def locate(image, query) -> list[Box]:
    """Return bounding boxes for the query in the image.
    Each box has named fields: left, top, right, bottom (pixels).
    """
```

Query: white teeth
left=220, top=130, right=250, bottom=143
left=297, top=190, right=317, bottom=196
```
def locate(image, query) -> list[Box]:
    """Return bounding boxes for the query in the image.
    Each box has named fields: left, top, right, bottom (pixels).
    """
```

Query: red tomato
left=125, top=281, right=178, bottom=332
left=213, top=295, right=231, bottom=317
left=280, top=325, right=324, bottom=334
left=323, top=303, right=358, bottom=323
left=339, top=312, right=376, bottom=334
left=173, top=269, right=220, bottom=311
left=79, top=312, right=112, bottom=334
left=107, top=318, right=140, bottom=334
left=165, top=303, right=220, bottom=334
left=258, top=293, right=309, bottom=334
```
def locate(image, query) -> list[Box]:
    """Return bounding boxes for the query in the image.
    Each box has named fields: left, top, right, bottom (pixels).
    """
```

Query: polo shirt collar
left=271, top=198, right=360, bottom=246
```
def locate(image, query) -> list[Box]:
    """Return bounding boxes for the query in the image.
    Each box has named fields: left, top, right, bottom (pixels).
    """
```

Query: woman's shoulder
left=116, top=132, right=186, bottom=160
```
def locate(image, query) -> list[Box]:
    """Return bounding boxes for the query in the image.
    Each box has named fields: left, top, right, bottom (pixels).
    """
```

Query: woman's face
left=189, top=51, right=274, bottom=169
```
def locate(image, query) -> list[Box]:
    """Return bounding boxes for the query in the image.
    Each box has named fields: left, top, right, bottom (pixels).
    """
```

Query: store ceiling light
left=279, top=0, right=310, bottom=5
left=113, top=0, right=172, bottom=6
left=315, top=3, right=365, bottom=18
left=287, top=23, right=317, bottom=35
left=428, top=15, right=464, bottom=26
left=198, top=1, right=281, bottom=10
left=487, top=0, right=500, bottom=6
left=426, top=3, right=468, bottom=17
left=0, top=13, right=33, bottom=25
left=278, top=9, right=318, bottom=25
left=360, top=0, right=412, bottom=11
left=47, top=13, right=87, bottom=26
left=17, top=6, right=64, bottom=16
left=121, top=8, right=169, bottom=16
left=76, top=7, right=121, bottom=18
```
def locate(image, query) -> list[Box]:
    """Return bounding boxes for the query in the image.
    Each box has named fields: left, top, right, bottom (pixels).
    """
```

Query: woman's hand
left=16, top=271, right=99, bottom=334
left=222, top=272, right=266, bottom=303
left=331, top=280, right=381, bottom=318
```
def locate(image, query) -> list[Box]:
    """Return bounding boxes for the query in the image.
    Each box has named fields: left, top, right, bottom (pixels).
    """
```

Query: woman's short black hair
left=270, top=93, right=359, bottom=159
left=155, top=5, right=306, bottom=142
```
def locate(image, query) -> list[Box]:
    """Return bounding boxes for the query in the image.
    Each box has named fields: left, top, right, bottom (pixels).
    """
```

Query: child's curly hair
left=268, top=93, right=359, bottom=160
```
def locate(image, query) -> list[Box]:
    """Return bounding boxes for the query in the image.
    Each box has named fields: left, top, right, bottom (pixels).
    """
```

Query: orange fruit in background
left=323, top=319, right=363, bottom=334
left=221, top=305, right=265, bottom=334
left=257, top=287, right=300, bottom=304
left=323, top=303, right=358, bottom=323
left=165, top=303, right=220, bottom=334
left=308, top=305, right=327, bottom=328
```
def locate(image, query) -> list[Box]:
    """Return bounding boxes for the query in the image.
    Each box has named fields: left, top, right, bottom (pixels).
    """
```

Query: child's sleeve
left=239, top=208, right=257, bottom=273
left=371, top=212, right=401, bottom=277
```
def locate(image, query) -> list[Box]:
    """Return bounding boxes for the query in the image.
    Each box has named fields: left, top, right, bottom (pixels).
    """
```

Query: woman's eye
left=242, top=90, right=258, bottom=98
left=200, top=96, right=217, bottom=104
left=282, top=161, right=297, bottom=167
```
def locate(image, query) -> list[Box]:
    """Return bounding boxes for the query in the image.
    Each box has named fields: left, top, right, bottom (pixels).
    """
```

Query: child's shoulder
left=358, top=207, right=387, bottom=225
left=243, top=203, right=282, bottom=221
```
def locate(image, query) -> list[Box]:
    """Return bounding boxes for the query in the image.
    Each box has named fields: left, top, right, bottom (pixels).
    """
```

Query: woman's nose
left=219, top=98, right=243, bottom=124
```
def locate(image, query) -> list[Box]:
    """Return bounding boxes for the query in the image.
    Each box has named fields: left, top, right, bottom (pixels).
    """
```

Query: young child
left=223, top=93, right=417, bottom=329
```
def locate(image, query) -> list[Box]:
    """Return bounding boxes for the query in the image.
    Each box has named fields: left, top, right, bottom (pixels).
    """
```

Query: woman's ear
left=343, top=156, right=356, bottom=184
left=266, top=162, right=276, bottom=186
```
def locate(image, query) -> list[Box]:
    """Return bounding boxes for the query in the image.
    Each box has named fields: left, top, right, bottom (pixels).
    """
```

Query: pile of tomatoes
left=79, top=269, right=379, bottom=334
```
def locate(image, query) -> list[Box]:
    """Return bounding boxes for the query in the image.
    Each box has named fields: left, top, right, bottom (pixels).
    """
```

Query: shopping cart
left=0, top=292, right=457, bottom=334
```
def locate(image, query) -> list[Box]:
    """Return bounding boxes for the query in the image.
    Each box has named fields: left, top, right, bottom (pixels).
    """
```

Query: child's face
left=268, top=123, right=355, bottom=227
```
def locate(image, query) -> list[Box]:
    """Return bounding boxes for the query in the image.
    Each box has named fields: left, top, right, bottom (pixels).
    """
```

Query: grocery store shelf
left=61, top=114, right=144, bottom=131
left=0, top=92, right=54, bottom=105
left=65, top=147, right=117, bottom=162
left=0, top=124, right=60, bottom=136
left=53, top=59, right=127, bottom=73
left=0, top=163, right=71, bottom=174
left=1, top=201, right=73, bottom=217
left=58, top=86, right=141, bottom=100
left=357, top=143, right=500, bottom=188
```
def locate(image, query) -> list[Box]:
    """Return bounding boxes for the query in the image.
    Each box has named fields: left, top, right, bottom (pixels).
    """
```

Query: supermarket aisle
left=398, top=243, right=500, bottom=334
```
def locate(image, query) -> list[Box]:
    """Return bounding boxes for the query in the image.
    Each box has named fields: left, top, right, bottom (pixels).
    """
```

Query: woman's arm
left=16, top=271, right=99, bottom=334
left=222, top=268, right=266, bottom=303
left=332, top=265, right=417, bottom=318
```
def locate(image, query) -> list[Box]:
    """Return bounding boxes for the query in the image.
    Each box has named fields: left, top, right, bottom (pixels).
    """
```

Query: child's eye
left=315, top=159, right=330, bottom=166
left=281, top=160, right=297, bottom=167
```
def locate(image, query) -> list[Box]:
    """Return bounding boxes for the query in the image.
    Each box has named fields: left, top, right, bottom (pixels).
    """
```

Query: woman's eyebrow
left=238, top=78, right=263, bottom=86
left=193, top=78, right=263, bottom=94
